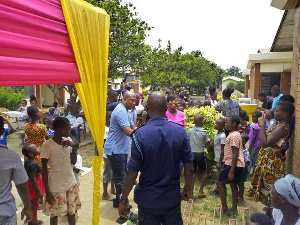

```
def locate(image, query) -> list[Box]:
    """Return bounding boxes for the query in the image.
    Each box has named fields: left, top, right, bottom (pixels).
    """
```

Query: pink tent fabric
left=0, top=0, right=80, bottom=86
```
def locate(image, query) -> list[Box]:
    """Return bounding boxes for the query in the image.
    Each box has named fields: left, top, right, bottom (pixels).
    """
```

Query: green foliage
left=86, top=0, right=151, bottom=78
left=0, top=87, right=25, bottom=110
left=140, top=42, right=223, bottom=89
left=226, top=81, right=245, bottom=93
left=234, top=81, right=245, bottom=93
left=226, top=66, right=243, bottom=79
left=217, top=93, right=239, bottom=101
left=185, top=106, right=224, bottom=167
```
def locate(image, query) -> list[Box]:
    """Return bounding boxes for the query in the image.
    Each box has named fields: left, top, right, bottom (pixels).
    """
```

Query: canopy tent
left=0, top=0, right=109, bottom=224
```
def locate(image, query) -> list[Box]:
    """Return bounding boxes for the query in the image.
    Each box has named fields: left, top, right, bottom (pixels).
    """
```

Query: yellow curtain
left=60, top=0, right=110, bottom=224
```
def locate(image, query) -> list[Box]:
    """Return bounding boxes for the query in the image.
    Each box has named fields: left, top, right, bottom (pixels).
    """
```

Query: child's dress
left=24, top=160, right=45, bottom=222
left=24, top=123, right=49, bottom=165
left=41, top=139, right=81, bottom=217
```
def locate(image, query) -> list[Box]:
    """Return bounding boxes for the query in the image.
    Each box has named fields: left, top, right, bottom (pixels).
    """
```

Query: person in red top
left=217, top=115, right=245, bottom=214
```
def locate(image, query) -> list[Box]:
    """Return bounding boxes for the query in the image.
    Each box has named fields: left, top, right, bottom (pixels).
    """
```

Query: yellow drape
left=60, top=0, right=110, bottom=224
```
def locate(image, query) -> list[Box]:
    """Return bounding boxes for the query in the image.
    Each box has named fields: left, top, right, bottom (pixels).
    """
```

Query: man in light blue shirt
left=271, top=85, right=283, bottom=109
left=104, top=91, right=137, bottom=210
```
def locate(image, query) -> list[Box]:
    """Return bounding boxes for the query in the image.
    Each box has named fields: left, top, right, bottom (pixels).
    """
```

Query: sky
left=122, top=0, right=284, bottom=71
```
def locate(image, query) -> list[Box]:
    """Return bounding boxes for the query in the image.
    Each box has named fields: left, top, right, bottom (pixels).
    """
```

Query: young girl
left=22, top=144, right=45, bottom=225
left=248, top=111, right=262, bottom=175
left=248, top=101, right=295, bottom=217
left=238, top=110, right=248, bottom=134
left=0, top=115, right=17, bottom=146
left=24, top=106, right=49, bottom=166
left=41, top=117, right=81, bottom=225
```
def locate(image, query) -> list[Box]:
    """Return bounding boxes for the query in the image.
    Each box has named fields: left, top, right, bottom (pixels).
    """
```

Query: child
left=53, top=102, right=61, bottom=116
left=210, top=118, right=226, bottom=196
left=46, top=118, right=55, bottom=139
left=41, top=117, right=81, bottom=225
left=265, top=109, right=275, bottom=129
left=22, top=144, right=45, bottom=225
left=187, top=114, right=211, bottom=199
left=238, top=110, right=248, bottom=134
left=25, top=106, right=49, bottom=166
left=248, top=111, right=262, bottom=175
left=19, top=99, right=29, bottom=121
left=217, top=115, right=245, bottom=214
left=102, top=111, right=116, bottom=200
left=44, top=107, right=55, bottom=123
left=73, top=140, right=82, bottom=186
left=0, top=115, right=17, bottom=146
left=246, top=213, right=272, bottom=225
left=238, top=134, right=250, bottom=201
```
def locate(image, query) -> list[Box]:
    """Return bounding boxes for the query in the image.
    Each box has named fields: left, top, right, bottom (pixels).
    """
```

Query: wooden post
left=242, top=207, right=251, bottom=225
left=35, top=85, right=42, bottom=109
left=197, top=214, right=207, bottom=225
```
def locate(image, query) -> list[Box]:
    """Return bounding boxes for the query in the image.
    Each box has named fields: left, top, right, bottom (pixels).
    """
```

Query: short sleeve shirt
left=0, top=128, right=10, bottom=146
left=243, top=149, right=250, bottom=162
left=272, top=94, right=283, bottom=109
left=214, top=132, right=226, bottom=162
left=127, top=117, right=193, bottom=209
left=249, top=123, right=261, bottom=148
left=0, top=147, right=28, bottom=216
left=104, top=103, right=132, bottom=155
left=224, top=131, right=245, bottom=167
left=24, top=160, right=42, bottom=177
left=41, top=140, right=76, bottom=192
left=166, top=110, right=185, bottom=128
left=187, top=127, right=210, bottom=153
left=216, top=99, right=239, bottom=117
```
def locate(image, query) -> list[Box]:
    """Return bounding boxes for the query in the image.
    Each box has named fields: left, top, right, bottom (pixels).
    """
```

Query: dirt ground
left=9, top=131, right=264, bottom=225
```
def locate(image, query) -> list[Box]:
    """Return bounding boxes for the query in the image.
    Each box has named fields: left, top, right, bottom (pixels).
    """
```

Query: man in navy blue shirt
left=118, top=91, right=194, bottom=225
left=104, top=91, right=137, bottom=209
left=107, top=90, right=119, bottom=111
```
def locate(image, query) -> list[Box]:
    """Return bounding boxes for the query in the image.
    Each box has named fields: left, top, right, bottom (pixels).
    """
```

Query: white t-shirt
left=71, top=117, right=84, bottom=129
left=214, top=132, right=226, bottom=162
left=273, top=208, right=300, bottom=225
left=74, top=154, right=82, bottom=186
left=103, top=126, right=109, bottom=158
left=41, top=139, right=77, bottom=193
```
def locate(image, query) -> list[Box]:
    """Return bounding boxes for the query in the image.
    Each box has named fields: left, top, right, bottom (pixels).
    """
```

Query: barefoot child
left=217, top=115, right=245, bottom=214
left=210, top=118, right=226, bottom=196
left=187, top=114, right=211, bottom=199
left=238, top=134, right=250, bottom=201
left=41, top=117, right=81, bottom=225
left=22, top=144, right=45, bottom=225
left=102, top=111, right=116, bottom=200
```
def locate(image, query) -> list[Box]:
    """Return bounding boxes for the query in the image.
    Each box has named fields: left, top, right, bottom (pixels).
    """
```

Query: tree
left=139, top=42, right=222, bottom=91
left=86, top=0, right=152, bottom=78
left=226, top=66, right=243, bottom=79
left=0, top=87, right=25, bottom=111
left=226, top=81, right=245, bottom=93
left=48, top=0, right=151, bottom=111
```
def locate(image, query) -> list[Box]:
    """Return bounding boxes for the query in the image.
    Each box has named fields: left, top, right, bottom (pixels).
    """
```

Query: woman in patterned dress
left=24, top=106, right=49, bottom=166
left=247, top=101, right=295, bottom=216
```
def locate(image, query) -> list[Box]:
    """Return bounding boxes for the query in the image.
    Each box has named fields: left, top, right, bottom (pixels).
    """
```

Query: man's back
left=0, top=147, right=28, bottom=216
left=128, top=117, right=193, bottom=209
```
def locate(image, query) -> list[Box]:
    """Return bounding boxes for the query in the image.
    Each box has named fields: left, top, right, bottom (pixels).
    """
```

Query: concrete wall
left=260, top=62, right=292, bottom=72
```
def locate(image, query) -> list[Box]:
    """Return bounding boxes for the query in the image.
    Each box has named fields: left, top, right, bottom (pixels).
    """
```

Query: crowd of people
left=0, top=98, right=85, bottom=225
left=1, top=83, right=300, bottom=225
left=102, top=84, right=300, bottom=225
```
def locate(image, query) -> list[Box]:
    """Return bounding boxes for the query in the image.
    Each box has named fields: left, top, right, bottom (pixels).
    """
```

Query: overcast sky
left=122, top=0, right=284, bottom=70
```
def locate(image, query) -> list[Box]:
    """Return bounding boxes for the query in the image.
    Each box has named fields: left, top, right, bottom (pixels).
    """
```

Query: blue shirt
left=272, top=94, right=283, bottom=109
left=0, top=128, right=10, bottom=146
left=104, top=103, right=133, bottom=155
left=127, top=117, right=194, bottom=209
